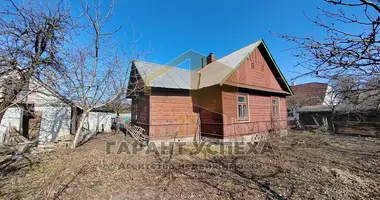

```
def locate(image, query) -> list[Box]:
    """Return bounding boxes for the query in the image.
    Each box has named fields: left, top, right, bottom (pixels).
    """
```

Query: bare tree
left=55, top=0, right=147, bottom=148
left=361, top=76, right=380, bottom=111
left=326, top=76, right=356, bottom=132
left=276, top=0, right=379, bottom=92
left=0, top=0, right=73, bottom=123
left=329, top=75, right=380, bottom=122
left=107, top=87, right=131, bottom=134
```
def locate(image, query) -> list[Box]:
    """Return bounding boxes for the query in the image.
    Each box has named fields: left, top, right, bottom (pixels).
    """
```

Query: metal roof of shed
left=297, top=105, right=332, bottom=113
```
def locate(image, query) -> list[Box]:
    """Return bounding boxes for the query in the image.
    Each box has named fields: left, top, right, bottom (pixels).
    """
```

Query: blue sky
left=68, top=0, right=365, bottom=84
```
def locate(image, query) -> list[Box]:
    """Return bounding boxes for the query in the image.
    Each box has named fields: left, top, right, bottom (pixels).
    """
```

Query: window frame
left=271, top=97, right=280, bottom=120
left=131, top=99, right=138, bottom=122
left=237, top=93, right=249, bottom=121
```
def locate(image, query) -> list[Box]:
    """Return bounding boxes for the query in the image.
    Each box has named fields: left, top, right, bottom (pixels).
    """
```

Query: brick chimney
left=207, top=53, right=216, bottom=64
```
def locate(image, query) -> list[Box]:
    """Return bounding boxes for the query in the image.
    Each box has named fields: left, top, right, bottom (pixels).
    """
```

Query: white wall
left=0, top=107, right=22, bottom=143
left=323, top=85, right=340, bottom=106
left=27, top=79, right=73, bottom=144
left=0, top=77, right=73, bottom=145
left=37, top=105, right=72, bottom=144
left=27, top=79, right=65, bottom=106
left=83, top=112, right=113, bottom=134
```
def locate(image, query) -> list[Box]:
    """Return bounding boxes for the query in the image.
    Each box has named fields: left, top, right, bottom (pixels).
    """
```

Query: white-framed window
left=272, top=97, right=280, bottom=119
left=237, top=94, right=249, bottom=121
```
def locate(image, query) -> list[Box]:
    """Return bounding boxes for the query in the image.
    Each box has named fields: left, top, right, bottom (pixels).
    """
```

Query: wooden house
left=128, top=40, right=293, bottom=142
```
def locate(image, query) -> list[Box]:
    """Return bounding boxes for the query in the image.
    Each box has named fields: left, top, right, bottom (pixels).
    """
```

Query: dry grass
left=0, top=131, right=379, bottom=199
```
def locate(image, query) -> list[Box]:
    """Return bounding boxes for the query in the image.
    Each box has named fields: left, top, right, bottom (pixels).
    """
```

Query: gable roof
left=133, top=39, right=292, bottom=94
left=290, top=82, right=328, bottom=99
left=0, top=68, right=74, bottom=106
left=288, top=82, right=329, bottom=107
left=197, top=41, right=261, bottom=89
left=218, top=41, right=261, bottom=68
left=134, top=61, right=199, bottom=90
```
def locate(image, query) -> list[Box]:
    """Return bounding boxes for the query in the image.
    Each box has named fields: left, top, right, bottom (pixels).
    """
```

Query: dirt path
left=0, top=131, right=379, bottom=199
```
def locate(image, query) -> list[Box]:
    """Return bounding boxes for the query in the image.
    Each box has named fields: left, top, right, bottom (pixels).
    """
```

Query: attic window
left=237, top=94, right=249, bottom=121
left=251, top=62, right=254, bottom=69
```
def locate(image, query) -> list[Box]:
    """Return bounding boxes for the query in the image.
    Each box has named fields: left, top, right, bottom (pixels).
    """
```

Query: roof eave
left=224, top=81, right=291, bottom=95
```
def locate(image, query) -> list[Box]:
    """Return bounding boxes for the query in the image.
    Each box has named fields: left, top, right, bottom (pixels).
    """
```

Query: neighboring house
left=0, top=76, right=73, bottom=144
left=291, top=82, right=336, bottom=106
left=0, top=75, right=114, bottom=145
left=287, top=82, right=334, bottom=129
left=128, top=40, right=293, bottom=142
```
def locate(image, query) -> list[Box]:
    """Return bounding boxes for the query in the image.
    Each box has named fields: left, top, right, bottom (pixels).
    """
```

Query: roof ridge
left=217, top=40, right=262, bottom=64
left=291, top=82, right=328, bottom=86
left=134, top=60, right=198, bottom=72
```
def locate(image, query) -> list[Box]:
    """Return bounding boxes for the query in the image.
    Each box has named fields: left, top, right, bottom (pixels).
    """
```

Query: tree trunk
left=71, top=111, right=88, bottom=149
left=70, top=107, right=78, bottom=135
left=115, top=111, right=120, bottom=134
left=0, top=105, right=7, bottom=125
left=331, top=109, right=336, bottom=133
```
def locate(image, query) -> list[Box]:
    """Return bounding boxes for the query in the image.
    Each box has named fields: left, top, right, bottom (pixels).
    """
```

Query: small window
left=131, top=100, right=138, bottom=121
left=237, top=94, right=248, bottom=120
left=238, top=96, right=246, bottom=103
left=272, top=98, right=280, bottom=119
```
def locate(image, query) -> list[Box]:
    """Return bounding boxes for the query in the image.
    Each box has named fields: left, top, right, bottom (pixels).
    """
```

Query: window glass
left=271, top=98, right=280, bottom=119
left=238, top=105, right=243, bottom=118
left=237, top=94, right=248, bottom=120
left=238, top=96, right=246, bottom=103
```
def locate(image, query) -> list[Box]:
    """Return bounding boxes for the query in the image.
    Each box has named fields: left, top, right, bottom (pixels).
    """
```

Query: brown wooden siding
left=129, top=94, right=150, bottom=136
left=130, top=44, right=291, bottom=141
left=131, top=94, right=149, bottom=124
left=222, top=85, right=238, bottom=124
left=226, top=48, right=284, bottom=92
left=221, top=45, right=290, bottom=138
left=222, top=85, right=288, bottom=138
left=149, top=89, right=198, bottom=140
left=192, top=86, right=223, bottom=138
left=131, top=94, right=150, bottom=134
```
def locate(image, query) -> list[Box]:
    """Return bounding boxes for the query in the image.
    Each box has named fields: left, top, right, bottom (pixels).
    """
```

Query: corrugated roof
left=197, top=41, right=261, bottom=89
left=197, top=61, right=232, bottom=88
left=288, top=82, right=328, bottom=106
left=133, top=40, right=292, bottom=94
left=134, top=61, right=199, bottom=90
left=217, top=41, right=261, bottom=68
left=297, top=105, right=331, bottom=113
